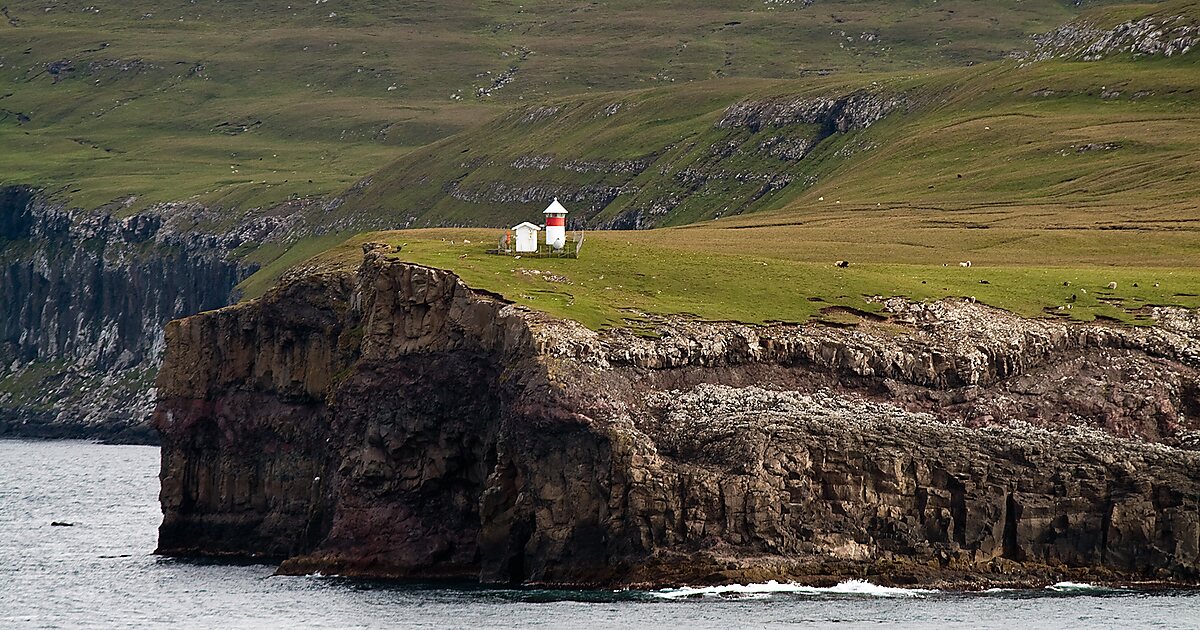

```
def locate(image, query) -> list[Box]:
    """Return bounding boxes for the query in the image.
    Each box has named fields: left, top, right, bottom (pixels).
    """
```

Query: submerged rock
left=155, top=246, right=1200, bottom=588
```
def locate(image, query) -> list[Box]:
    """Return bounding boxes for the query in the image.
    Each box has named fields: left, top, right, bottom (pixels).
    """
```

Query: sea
left=2, top=439, right=1198, bottom=629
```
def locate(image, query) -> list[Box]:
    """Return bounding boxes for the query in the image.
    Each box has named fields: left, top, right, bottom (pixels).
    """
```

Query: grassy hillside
left=252, top=0, right=1200, bottom=331
left=4, top=0, right=1197, bottom=331
left=0, top=0, right=1149, bottom=212
left=334, top=52, right=1200, bottom=233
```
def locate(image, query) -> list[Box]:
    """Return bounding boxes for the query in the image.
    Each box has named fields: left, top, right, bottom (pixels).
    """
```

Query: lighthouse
left=543, top=198, right=568, bottom=250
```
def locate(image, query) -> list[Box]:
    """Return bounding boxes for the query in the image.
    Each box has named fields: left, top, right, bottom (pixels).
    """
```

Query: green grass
left=0, top=0, right=1158, bottom=211
left=0, top=125, right=402, bottom=213
left=5, top=0, right=1199, bottom=331
left=0, top=359, right=67, bottom=409
left=258, top=229, right=1200, bottom=330
left=335, top=50, right=1200, bottom=236
left=235, top=231, right=354, bottom=299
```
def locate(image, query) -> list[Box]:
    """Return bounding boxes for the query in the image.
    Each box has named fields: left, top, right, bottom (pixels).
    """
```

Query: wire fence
left=491, top=230, right=585, bottom=258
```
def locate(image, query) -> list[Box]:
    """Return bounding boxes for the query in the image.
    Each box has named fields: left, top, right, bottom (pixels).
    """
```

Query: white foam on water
left=1047, top=581, right=1106, bottom=592
left=653, top=579, right=937, bottom=600
left=829, top=580, right=938, bottom=597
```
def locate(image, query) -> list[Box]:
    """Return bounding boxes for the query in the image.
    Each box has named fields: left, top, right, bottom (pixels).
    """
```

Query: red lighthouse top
left=543, top=198, right=568, bottom=227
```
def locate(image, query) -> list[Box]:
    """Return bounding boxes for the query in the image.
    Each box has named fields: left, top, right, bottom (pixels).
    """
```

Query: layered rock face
left=156, top=246, right=1200, bottom=587
left=0, top=186, right=251, bottom=442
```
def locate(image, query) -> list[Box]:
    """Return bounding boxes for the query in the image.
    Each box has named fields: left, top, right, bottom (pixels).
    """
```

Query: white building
left=543, top=198, right=568, bottom=250
left=512, top=222, right=540, bottom=253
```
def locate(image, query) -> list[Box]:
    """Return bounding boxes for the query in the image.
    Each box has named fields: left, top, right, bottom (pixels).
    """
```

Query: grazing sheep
left=835, top=260, right=850, bottom=268
left=959, top=261, right=972, bottom=267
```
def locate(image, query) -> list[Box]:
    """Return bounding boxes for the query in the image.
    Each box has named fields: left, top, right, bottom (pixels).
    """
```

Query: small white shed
left=512, top=222, right=540, bottom=253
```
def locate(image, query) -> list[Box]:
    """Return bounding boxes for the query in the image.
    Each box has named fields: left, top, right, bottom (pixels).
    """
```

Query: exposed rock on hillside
left=509, top=154, right=657, bottom=176
left=1027, top=13, right=1199, bottom=62
left=716, top=91, right=906, bottom=135
left=448, top=180, right=633, bottom=215
left=597, top=90, right=904, bottom=229
left=156, top=247, right=1200, bottom=588
left=334, top=84, right=909, bottom=232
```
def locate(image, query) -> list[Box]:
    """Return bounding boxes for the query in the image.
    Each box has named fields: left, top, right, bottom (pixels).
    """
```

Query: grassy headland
left=4, top=0, right=1198, bottom=331
left=250, top=228, right=1200, bottom=330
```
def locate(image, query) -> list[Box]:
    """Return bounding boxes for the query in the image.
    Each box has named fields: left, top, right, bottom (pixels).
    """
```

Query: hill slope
left=0, top=0, right=1160, bottom=212
left=256, top=1, right=1200, bottom=331
left=3, top=0, right=1198, bottom=442
left=333, top=51, right=1200, bottom=233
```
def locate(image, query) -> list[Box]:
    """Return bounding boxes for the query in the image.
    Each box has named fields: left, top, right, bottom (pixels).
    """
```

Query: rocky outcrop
left=509, top=154, right=656, bottom=176
left=598, top=89, right=904, bottom=229
left=716, top=90, right=906, bottom=136
left=1026, top=13, right=1199, bottom=62
left=156, top=246, right=1200, bottom=588
left=0, top=186, right=255, bottom=442
left=447, top=180, right=633, bottom=215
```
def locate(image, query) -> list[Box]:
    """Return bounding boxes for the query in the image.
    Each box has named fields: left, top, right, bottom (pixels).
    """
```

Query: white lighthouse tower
left=543, top=198, right=568, bottom=250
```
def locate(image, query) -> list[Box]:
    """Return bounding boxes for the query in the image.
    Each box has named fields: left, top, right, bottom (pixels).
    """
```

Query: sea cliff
left=155, top=244, right=1200, bottom=588
left=0, top=186, right=256, bottom=442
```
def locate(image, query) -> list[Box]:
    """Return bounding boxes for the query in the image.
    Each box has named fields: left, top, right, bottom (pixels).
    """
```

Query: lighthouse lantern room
left=543, top=198, right=568, bottom=250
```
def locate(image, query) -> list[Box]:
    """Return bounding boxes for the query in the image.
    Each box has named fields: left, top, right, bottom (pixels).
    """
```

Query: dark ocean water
left=2, top=439, right=1198, bottom=629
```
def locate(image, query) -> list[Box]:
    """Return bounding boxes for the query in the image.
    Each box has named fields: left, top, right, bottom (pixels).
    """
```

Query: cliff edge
left=155, top=244, right=1200, bottom=588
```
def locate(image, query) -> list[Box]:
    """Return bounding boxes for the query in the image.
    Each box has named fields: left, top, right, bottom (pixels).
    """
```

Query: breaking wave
left=653, top=579, right=938, bottom=600
left=1046, top=581, right=1114, bottom=593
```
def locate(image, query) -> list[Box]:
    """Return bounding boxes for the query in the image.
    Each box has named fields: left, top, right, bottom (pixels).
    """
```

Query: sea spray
left=653, top=579, right=938, bottom=600
left=1046, top=581, right=1122, bottom=593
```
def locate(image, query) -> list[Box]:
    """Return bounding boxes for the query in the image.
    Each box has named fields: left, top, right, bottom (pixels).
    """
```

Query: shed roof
left=543, top=197, right=568, bottom=215
left=512, top=221, right=541, bottom=231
